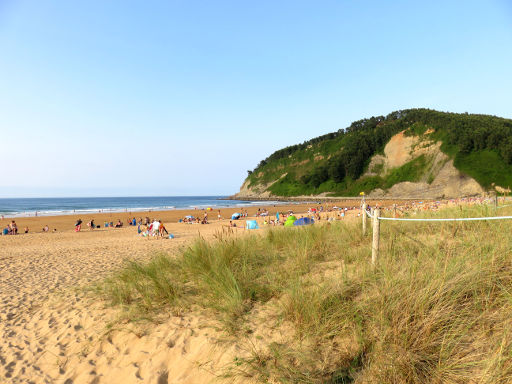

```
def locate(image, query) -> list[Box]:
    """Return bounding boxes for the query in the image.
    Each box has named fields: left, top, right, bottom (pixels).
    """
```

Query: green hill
left=235, top=109, right=512, bottom=198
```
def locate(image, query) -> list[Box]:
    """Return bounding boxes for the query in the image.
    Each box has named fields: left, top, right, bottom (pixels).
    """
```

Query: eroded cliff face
left=366, top=131, right=484, bottom=199
left=369, top=160, right=484, bottom=199
left=232, top=179, right=274, bottom=199
left=234, top=131, right=485, bottom=200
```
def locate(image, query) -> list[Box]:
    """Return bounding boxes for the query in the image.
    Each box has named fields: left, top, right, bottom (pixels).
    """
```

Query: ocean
left=0, top=196, right=285, bottom=218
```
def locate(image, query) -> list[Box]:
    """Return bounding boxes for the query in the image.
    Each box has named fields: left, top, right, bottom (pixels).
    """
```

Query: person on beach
left=10, top=221, right=18, bottom=235
left=151, top=219, right=160, bottom=235
left=115, top=219, right=123, bottom=228
left=88, top=219, right=95, bottom=230
left=43, top=225, right=49, bottom=232
left=24, top=227, right=29, bottom=234
left=158, top=220, right=168, bottom=237
left=75, top=219, right=82, bottom=232
left=218, top=210, right=222, bottom=220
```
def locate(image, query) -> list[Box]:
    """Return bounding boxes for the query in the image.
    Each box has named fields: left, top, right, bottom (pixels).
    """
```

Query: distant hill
left=233, top=109, right=512, bottom=199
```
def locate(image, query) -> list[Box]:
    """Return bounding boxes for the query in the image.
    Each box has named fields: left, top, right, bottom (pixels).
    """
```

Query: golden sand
left=0, top=201, right=414, bottom=383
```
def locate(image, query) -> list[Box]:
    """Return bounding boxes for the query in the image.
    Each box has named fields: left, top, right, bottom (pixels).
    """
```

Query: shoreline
left=0, top=198, right=295, bottom=219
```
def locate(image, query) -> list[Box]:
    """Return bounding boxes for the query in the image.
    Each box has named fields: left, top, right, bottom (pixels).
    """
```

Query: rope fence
left=365, top=209, right=512, bottom=222
left=361, top=200, right=512, bottom=267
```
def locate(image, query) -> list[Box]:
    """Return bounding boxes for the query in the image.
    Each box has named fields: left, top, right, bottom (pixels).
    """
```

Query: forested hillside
left=240, top=109, right=512, bottom=197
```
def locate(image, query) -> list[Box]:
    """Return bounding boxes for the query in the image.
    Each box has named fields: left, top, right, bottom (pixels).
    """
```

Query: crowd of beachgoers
left=176, top=196, right=505, bottom=229
left=0, top=196, right=505, bottom=238
left=74, top=216, right=171, bottom=238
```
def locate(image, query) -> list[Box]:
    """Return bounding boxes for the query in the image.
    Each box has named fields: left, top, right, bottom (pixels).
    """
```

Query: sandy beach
left=0, top=202, right=328, bottom=383
left=0, top=200, right=423, bottom=383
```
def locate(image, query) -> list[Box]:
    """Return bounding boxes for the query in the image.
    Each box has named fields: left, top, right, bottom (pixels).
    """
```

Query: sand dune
left=2, top=202, right=339, bottom=383
left=0, top=221, right=245, bottom=383
left=0, top=199, right=391, bottom=383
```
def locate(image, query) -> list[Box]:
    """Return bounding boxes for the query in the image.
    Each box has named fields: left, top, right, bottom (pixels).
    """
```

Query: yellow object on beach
left=360, top=192, right=365, bottom=196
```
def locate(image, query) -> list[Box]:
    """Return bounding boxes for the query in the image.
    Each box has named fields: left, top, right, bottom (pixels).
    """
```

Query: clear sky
left=1, top=0, right=511, bottom=197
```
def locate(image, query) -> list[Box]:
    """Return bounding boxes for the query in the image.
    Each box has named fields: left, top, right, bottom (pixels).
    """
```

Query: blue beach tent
left=231, top=212, right=241, bottom=220
left=293, top=217, right=314, bottom=226
left=246, top=220, right=259, bottom=229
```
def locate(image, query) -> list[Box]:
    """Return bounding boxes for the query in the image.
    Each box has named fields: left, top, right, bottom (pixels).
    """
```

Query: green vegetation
left=454, top=150, right=512, bottom=190
left=383, top=154, right=427, bottom=188
left=245, top=109, right=512, bottom=196
left=98, top=205, right=512, bottom=383
left=267, top=154, right=430, bottom=196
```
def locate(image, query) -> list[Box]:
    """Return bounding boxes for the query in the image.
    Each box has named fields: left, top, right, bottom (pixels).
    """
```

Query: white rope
left=365, top=210, right=512, bottom=221
left=361, top=198, right=512, bottom=222
left=377, top=215, right=512, bottom=222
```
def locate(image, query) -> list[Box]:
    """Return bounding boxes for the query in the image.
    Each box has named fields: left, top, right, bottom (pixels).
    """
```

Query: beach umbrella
left=185, top=215, right=194, bottom=219
left=231, top=213, right=241, bottom=220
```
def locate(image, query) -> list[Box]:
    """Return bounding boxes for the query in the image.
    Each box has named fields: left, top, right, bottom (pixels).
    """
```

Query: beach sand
left=0, top=200, right=416, bottom=383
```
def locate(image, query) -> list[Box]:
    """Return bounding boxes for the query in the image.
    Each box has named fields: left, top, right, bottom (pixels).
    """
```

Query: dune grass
left=97, top=206, right=512, bottom=383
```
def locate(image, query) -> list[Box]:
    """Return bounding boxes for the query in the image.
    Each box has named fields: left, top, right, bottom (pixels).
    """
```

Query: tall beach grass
left=97, top=205, right=512, bottom=383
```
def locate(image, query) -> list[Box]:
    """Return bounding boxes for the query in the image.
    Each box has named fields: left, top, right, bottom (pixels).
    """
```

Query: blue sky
left=1, top=0, right=511, bottom=197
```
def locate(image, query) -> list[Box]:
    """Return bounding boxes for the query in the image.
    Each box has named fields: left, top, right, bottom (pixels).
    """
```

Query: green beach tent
left=284, top=215, right=297, bottom=227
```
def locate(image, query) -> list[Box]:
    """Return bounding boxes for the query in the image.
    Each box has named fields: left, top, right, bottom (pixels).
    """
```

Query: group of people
left=2, top=220, right=53, bottom=235
left=74, top=218, right=97, bottom=231
left=74, top=217, right=140, bottom=231
left=138, top=218, right=168, bottom=238
left=2, top=220, right=19, bottom=235
left=181, top=210, right=225, bottom=224
left=255, top=208, right=269, bottom=217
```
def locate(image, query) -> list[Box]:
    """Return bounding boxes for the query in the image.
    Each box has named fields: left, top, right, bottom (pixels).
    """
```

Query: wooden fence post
left=362, top=203, right=367, bottom=235
left=372, top=208, right=380, bottom=267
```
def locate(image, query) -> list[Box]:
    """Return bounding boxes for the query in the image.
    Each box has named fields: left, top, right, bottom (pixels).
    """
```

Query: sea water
left=0, top=196, right=286, bottom=218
